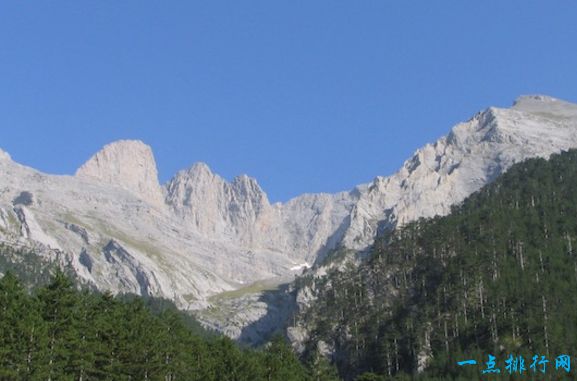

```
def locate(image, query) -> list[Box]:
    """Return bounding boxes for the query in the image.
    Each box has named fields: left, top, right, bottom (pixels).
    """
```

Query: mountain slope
left=292, top=149, right=577, bottom=380
left=342, top=95, right=577, bottom=249
left=0, top=95, right=576, bottom=327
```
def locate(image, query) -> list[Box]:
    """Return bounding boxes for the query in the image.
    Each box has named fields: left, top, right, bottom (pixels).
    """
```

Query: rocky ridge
left=1, top=95, right=577, bottom=338
left=341, top=95, right=577, bottom=249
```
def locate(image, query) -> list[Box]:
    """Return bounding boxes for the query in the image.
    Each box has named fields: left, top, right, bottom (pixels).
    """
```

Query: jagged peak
left=190, top=161, right=211, bottom=172
left=232, top=174, right=268, bottom=199
left=166, top=162, right=222, bottom=190
left=75, top=140, right=164, bottom=207
left=232, top=173, right=259, bottom=186
left=184, top=162, right=215, bottom=178
left=175, top=164, right=262, bottom=192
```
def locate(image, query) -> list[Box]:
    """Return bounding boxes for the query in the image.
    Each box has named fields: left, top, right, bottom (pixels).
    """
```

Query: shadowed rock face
left=1, top=95, right=577, bottom=324
left=101, top=239, right=157, bottom=297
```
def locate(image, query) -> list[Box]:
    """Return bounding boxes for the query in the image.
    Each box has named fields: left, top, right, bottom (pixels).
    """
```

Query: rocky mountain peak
left=165, top=163, right=224, bottom=208
left=340, top=95, right=577, bottom=249
left=75, top=140, right=165, bottom=208
left=513, top=94, right=561, bottom=107
left=186, top=162, right=214, bottom=178
left=232, top=174, right=267, bottom=200
left=512, top=94, right=577, bottom=119
left=164, top=163, right=272, bottom=243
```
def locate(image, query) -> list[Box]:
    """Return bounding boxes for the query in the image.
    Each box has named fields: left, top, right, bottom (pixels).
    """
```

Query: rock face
left=14, top=206, right=62, bottom=251
left=341, top=95, right=577, bottom=249
left=165, top=163, right=355, bottom=264
left=165, top=163, right=271, bottom=245
left=76, top=140, right=165, bottom=209
left=1, top=95, right=577, bottom=332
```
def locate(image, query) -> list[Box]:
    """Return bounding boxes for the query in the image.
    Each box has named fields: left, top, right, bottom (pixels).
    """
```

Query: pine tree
left=0, top=272, right=29, bottom=378
left=36, top=270, right=79, bottom=381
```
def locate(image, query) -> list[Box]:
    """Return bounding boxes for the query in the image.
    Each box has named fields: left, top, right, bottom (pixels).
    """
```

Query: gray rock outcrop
left=76, top=140, right=165, bottom=209
left=0, top=95, right=576, bottom=337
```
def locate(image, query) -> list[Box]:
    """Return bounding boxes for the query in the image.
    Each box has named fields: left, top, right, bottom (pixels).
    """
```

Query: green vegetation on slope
left=0, top=243, right=76, bottom=289
left=0, top=268, right=339, bottom=380
left=298, top=149, right=577, bottom=380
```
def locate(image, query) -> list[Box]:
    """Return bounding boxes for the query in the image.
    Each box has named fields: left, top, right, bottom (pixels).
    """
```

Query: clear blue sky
left=1, top=2, right=576, bottom=202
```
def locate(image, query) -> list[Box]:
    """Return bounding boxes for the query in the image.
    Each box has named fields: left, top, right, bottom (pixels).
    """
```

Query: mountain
left=164, top=161, right=353, bottom=266
left=291, top=149, right=577, bottom=380
left=0, top=141, right=353, bottom=310
left=1, top=95, right=577, bottom=335
left=76, top=140, right=165, bottom=208
left=342, top=95, right=577, bottom=249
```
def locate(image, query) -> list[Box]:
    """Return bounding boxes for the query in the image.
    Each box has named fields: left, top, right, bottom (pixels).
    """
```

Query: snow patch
left=290, top=263, right=310, bottom=271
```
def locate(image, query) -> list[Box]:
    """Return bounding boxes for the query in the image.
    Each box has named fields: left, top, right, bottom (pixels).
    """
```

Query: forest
left=0, top=268, right=341, bottom=380
left=297, top=149, right=577, bottom=380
